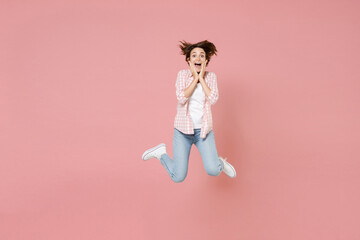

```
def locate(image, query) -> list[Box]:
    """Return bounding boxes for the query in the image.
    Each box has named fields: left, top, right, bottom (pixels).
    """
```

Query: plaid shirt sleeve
left=206, top=72, right=219, bottom=105
left=175, top=70, right=189, bottom=105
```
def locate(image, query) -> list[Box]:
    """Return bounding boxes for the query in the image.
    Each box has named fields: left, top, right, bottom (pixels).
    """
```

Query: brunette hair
left=178, top=40, right=217, bottom=66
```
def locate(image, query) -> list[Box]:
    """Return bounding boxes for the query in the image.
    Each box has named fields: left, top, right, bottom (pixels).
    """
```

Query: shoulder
left=177, top=69, right=191, bottom=76
left=176, top=69, right=192, bottom=80
left=207, top=71, right=216, bottom=76
left=206, top=71, right=217, bottom=80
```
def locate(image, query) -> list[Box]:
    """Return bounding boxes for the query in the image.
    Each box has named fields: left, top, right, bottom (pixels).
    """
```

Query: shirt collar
left=186, top=69, right=192, bottom=79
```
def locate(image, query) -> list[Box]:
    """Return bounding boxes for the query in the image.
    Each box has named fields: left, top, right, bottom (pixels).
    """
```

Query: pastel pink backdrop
left=1, top=0, right=359, bottom=239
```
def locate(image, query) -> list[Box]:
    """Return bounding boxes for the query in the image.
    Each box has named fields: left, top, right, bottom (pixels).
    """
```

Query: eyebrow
left=192, top=52, right=205, bottom=54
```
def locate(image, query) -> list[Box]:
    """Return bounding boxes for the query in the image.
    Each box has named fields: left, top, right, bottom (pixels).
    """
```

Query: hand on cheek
left=199, top=60, right=208, bottom=79
left=188, top=61, right=199, bottom=79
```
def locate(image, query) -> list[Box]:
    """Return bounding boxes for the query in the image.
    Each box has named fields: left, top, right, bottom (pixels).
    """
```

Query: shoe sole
left=226, top=163, right=236, bottom=178
left=142, top=143, right=165, bottom=160
left=221, top=159, right=236, bottom=178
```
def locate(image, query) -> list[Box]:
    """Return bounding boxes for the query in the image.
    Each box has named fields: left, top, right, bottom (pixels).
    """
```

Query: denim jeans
left=160, top=128, right=224, bottom=183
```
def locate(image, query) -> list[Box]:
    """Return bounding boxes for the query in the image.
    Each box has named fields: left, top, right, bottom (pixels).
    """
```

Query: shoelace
left=219, top=157, right=228, bottom=163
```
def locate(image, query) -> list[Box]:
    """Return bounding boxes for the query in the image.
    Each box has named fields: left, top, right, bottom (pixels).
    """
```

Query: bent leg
left=195, top=130, right=224, bottom=176
left=160, top=128, right=193, bottom=183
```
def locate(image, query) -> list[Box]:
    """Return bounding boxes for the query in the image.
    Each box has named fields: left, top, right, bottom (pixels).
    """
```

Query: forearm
left=184, top=77, right=199, bottom=98
left=199, top=77, right=211, bottom=97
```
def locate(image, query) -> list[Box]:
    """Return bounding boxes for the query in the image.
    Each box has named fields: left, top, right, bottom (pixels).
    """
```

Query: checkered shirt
left=174, top=69, right=219, bottom=139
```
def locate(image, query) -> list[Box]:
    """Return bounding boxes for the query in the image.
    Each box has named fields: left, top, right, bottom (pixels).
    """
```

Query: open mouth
left=195, top=63, right=201, bottom=67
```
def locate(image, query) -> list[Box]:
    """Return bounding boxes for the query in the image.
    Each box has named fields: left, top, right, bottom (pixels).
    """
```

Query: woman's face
left=188, top=47, right=206, bottom=73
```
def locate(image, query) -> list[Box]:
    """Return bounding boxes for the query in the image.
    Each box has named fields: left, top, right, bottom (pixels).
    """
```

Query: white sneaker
left=142, top=143, right=166, bottom=161
left=219, top=156, right=236, bottom=178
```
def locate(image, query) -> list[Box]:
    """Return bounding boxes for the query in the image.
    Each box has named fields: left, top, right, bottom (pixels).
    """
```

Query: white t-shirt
left=188, top=83, right=205, bottom=129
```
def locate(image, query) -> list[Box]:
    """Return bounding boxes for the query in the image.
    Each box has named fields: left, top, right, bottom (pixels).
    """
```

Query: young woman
left=142, top=40, right=236, bottom=182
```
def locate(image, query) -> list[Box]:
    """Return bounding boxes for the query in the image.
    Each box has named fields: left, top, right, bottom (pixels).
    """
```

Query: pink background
left=1, top=0, right=360, bottom=239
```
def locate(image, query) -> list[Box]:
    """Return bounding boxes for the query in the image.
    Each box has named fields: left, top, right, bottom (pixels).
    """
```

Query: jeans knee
left=173, top=177, right=185, bottom=183
left=171, top=173, right=187, bottom=183
left=206, top=166, right=222, bottom=177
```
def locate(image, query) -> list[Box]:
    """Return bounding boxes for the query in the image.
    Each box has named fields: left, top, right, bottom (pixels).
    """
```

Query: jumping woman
left=142, top=40, right=236, bottom=182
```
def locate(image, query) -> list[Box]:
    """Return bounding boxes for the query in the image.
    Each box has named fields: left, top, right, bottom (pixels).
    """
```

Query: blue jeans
left=160, top=128, right=224, bottom=183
